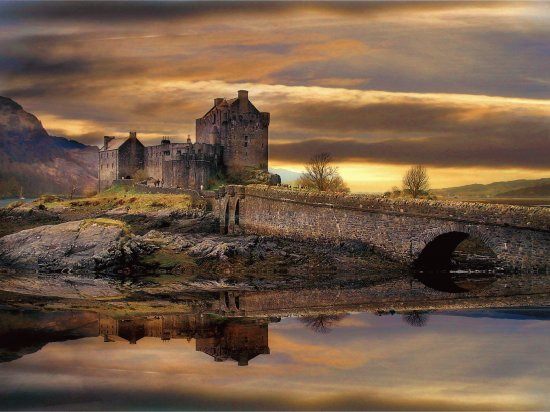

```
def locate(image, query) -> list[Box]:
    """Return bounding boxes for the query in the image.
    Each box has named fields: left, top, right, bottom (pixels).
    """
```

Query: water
left=0, top=267, right=548, bottom=411
left=0, top=198, right=36, bottom=208
left=0, top=301, right=549, bottom=410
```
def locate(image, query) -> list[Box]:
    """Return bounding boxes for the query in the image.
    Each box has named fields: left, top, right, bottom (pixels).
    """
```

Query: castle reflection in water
left=3, top=271, right=549, bottom=367
left=100, top=313, right=276, bottom=366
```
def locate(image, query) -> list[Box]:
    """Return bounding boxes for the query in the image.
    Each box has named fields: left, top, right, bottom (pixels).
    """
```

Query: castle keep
left=98, top=90, right=269, bottom=191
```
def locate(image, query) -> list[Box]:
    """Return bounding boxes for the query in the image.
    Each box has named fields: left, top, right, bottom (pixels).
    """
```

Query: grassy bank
left=0, top=186, right=201, bottom=237
left=34, top=185, right=196, bottom=214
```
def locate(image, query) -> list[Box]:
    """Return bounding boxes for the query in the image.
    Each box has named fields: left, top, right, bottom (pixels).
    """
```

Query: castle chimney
left=214, top=98, right=224, bottom=106
left=103, top=136, right=115, bottom=150
left=129, top=131, right=137, bottom=139
left=238, top=90, right=248, bottom=113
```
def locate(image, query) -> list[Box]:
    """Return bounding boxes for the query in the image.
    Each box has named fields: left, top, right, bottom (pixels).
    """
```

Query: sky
left=0, top=312, right=549, bottom=410
left=0, top=1, right=549, bottom=192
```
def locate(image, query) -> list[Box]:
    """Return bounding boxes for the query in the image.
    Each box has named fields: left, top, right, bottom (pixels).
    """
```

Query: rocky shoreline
left=0, top=202, right=407, bottom=298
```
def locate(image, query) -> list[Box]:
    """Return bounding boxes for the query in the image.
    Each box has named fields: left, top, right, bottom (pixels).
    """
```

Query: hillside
left=0, top=96, right=98, bottom=198
left=433, top=178, right=550, bottom=198
left=495, top=182, right=550, bottom=198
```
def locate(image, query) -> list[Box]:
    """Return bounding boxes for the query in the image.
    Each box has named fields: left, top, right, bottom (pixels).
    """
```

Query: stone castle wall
left=118, top=137, right=144, bottom=179
left=144, top=141, right=222, bottom=189
left=196, top=90, right=269, bottom=173
left=99, top=150, right=117, bottom=192
left=99, top=136, right=144, bottom=192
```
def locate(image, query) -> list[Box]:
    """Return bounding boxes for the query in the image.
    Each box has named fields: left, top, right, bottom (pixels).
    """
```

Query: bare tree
left=402, top=311, right=429, bottom=327
left=69, top=184, right=78, bottom=200
left=402, top=165, right=429, bottom=198
left=297, top=152, right=350, bottom=192
left=299, top=313, right=348, bottom=334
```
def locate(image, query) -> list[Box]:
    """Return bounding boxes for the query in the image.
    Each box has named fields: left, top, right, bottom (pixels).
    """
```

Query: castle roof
left=199, top=95, right=261, bottom=119
left=101, top=137, right=127, bottom=151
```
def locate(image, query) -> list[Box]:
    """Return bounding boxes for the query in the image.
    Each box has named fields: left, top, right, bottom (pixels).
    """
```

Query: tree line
left=296, top=152, right=430, bottom=199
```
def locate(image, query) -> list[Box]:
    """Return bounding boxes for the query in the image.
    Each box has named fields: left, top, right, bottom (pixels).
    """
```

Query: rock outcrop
left=0, top=220, right=150, bottom=272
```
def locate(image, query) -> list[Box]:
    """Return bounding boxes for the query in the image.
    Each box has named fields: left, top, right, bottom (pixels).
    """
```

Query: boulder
left=0, top=220, right=150, bottom=272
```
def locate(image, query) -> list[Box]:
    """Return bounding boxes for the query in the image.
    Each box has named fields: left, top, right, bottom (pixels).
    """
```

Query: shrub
left=83, top=188, right=98, bottom=198
left=39, top=194, right=63, bottom=203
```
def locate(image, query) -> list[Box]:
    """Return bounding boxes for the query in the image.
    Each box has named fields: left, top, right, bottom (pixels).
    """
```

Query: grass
left=34, top=185, right=195, bottom=214
left=80, top=217, right=130, bottom=234
left=140, top=248, right=197, bottom=270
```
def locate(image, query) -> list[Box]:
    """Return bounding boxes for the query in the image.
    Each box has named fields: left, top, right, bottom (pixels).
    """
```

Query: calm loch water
left=0, top=304, right=549, bottom=411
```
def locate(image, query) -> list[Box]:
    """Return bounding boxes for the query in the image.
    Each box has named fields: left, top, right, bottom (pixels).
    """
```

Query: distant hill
left=269, top=167, right=302, bottom=184
left=0, top=96, right=98, bottom=198
left=495, top=182, right=550, bottom=198
left=433, top=178, right=550, bottom=198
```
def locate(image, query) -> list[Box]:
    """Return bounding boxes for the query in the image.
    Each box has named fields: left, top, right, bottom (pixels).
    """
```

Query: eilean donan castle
left=98, top=90, right=269, bottom=191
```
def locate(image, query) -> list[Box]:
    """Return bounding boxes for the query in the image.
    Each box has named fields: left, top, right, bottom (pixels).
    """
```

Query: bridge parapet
left=242, top=185, right=550, bottom=231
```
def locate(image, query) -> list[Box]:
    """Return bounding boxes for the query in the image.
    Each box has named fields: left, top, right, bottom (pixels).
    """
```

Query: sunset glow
left=1, top=1, right=549, bottom=191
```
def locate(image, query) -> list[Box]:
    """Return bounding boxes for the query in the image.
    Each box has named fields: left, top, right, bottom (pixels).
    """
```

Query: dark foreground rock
left=0, top=220, right=152, bottom=273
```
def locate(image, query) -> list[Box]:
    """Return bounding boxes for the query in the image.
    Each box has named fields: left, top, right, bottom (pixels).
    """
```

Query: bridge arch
left=222, top=201, right=230, bottom=234
left=413, top=224, right=498, bottom=271
left=234, top=199, right=240, bottom=226
left=219, top=195, right=242, bottom=235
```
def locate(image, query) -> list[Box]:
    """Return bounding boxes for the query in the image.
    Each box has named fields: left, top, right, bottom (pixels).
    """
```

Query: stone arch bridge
left=213, top=185, right=550, bottom=274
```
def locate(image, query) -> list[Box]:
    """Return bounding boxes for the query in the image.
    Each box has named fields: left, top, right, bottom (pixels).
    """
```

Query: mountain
left=0, top=96, right=98, bottom=198
left=268, top=167, right=302, bottom=184
left=433, top=178, right=550, bottom=198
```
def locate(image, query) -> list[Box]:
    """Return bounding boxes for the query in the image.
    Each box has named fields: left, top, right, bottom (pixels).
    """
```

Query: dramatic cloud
left=0, top=2, right=498, bottom=24
left=268, top=98, right=550, bottom=168
left=0, top=1, right=549, bottom=189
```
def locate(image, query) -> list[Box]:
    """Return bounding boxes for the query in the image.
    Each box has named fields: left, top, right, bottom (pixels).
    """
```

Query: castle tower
left=195, top=90, right=269, bottom=173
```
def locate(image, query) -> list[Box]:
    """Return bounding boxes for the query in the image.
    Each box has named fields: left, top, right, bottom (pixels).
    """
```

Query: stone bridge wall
left=218, top=185, right=550, bottom=273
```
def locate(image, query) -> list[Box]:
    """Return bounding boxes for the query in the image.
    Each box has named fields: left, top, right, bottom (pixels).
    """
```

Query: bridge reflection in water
left=1, top=271, right=549, bottom=367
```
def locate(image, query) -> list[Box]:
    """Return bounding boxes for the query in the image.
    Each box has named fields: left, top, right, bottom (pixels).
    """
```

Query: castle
left=99, top=90, right=269, bottom=191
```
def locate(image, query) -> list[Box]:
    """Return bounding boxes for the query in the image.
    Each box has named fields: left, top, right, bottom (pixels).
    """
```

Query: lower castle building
left=98, top=90, right=269, bottom=191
